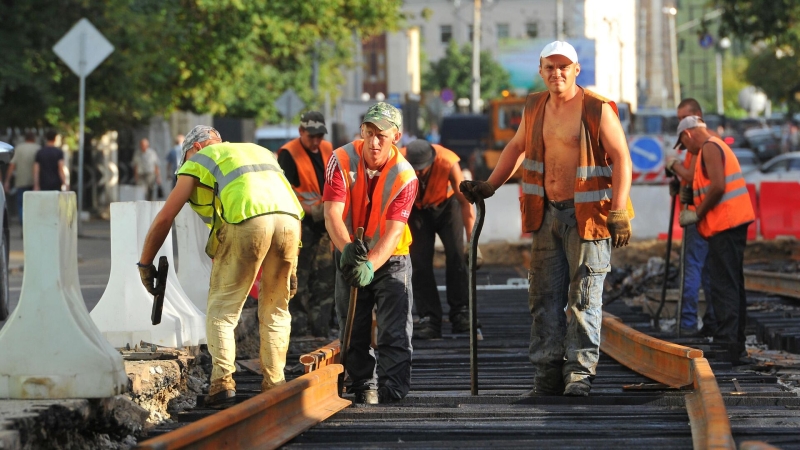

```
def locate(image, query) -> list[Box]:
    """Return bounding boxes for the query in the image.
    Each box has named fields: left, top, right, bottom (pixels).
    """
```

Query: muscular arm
left=694, top=143, right=725, bottom=219
left=325, top=201, right=350, bottom=253
left=450, top=162, right=475, bottom=240
left=139, top=175, right=197, bottom=265
left=598, top=103, right=632, bottom=211
left=486, top=111, right=527, bottom=189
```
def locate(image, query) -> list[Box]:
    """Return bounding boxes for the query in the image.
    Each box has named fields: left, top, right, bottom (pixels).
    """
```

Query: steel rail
left=299, top=339, right=341, bottom=374
left=744, top=269, right=800, bottom=300
left=601, top=313, right=735, bottom=450
left=135, top=364, right=350, bottom=450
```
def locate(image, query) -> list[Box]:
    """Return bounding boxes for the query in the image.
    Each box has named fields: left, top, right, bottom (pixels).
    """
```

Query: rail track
left=137, top=269, right=800, bottom=449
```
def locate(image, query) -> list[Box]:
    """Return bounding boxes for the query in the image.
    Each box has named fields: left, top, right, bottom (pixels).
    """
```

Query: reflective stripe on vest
left=334, top=140, right=416, bottom=255
left=278, top=138, right=332, bottom=207
left=692, top=136, right=755, bottom=238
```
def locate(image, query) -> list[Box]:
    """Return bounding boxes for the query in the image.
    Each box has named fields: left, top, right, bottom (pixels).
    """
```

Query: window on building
left=526, top=22, right=538, bottom=38
left=497, top=23, right=509, bottom=39
left=440, top=25, right=452, bottom=43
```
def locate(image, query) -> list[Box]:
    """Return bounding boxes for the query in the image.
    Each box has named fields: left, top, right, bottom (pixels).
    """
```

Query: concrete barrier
left=174, top=204, right=212, bottom=311
left=91, top=202, right=206, bottom=348
left=0, top=192, right=128, bottom=398
left=629, top=185, right=672, bottom=240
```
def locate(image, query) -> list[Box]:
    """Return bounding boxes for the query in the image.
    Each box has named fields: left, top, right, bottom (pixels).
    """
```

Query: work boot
left=203, top=389, right=236, bottom=409
left=354, top=389, right=379, bottom=405
left=563, top=381, right=591, bottom=397
left=451, top=311, right=480, bottom=334
left=413, top=317, right=441, bottom=339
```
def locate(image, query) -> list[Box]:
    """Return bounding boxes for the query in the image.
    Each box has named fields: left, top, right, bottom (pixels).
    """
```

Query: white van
left=254, top=126, right=299, bottom=152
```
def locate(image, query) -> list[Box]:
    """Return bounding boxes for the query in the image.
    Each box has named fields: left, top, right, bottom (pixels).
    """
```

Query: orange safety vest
left=278, top=138, right=333, bottom=208
left=692, top=136, right=755, bottom=238
left=680, top=151, right=697, bottom=212
left=519, top=87, right=635, bottom=240
left=333, top=140, right=416, bottom=255
left=400, top=144, right=460, bottom=209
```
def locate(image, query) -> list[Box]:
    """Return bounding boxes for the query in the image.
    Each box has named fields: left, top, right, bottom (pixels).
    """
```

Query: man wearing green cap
left=323, top=102, right=418, bottom=404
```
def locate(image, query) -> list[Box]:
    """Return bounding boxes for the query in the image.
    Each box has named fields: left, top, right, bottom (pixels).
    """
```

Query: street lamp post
left=716, top=37, right=731, bottom=115
left=663, top=6, right=680, bottom=107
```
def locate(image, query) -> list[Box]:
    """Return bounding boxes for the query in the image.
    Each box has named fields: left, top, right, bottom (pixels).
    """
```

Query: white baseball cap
left=539, top=41, right=579, bottom=64
left=674, top=116, right=706, bottom=149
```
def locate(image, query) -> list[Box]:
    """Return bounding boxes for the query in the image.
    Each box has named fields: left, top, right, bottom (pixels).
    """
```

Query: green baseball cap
left=362, top=102, right=402, bottom=131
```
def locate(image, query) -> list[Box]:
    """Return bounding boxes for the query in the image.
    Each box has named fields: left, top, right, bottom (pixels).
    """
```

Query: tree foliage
left=421, top=40, right=511, bottom=103
left=0, top=0, right=403, bottom=133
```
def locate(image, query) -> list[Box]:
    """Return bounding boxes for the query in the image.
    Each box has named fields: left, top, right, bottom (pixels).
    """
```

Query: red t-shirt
left=323, top=153, right=417, bottom=223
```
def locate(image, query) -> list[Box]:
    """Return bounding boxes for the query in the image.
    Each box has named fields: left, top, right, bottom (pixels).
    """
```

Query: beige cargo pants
left=206, top=213, right=300, bottom=395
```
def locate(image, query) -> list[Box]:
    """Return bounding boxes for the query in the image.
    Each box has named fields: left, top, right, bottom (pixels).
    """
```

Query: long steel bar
left=299, top=340, right=341, bottom=374
left=685, top=357, right=735, bottom=450
left=744, top=269, right=800, bottom=300
left=469, top=199, right=485, bottom=395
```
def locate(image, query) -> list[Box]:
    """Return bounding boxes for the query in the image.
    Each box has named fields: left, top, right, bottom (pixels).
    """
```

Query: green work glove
left=345, top=261, right=374, bottom=288
left=606, top=210, right=631, bottom=248
left=459, top=180, right=495, bottom=204
left=340, top=239, right=369, bottom=268
left=137, top=262, right=159, bottom=296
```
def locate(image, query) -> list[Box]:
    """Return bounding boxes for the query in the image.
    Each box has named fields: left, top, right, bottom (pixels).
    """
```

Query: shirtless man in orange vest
left=461, top=41, right=633, bottom=396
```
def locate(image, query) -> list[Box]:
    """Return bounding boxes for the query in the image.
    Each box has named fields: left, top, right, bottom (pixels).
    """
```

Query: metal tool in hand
left=339, top=227, right=365, bottom=397
left=655, top=176, right=678, bottom=328
left=675, top=204, right=688, bottom=338
left=469, top=199, right=485, bottom=396
left=150, top=256, right=169, bottom=325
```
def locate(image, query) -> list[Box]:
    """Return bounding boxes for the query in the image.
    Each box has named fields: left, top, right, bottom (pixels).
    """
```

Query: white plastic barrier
left=175, top=204, right=212, bottom=311
left=629, top=185, right=671, bottom=240
left=0, top=192, right=127, bottom=398
left=91, top=201, right=206, bottom=348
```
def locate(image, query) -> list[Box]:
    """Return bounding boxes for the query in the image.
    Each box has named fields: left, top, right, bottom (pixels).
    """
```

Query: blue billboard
left=496, top=38, right=596, bottom=91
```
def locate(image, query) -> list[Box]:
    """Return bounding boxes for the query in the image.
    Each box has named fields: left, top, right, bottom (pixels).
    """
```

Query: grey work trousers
left=528, top=204, right=611, bottom=393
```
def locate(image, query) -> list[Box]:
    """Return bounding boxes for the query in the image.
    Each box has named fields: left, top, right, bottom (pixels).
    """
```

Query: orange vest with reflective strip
left=400, top=144, right=460, bottom=209
left=692, top=136, right=755, bottom=238
left=333, top=140, right=416, bottom=256
left=520, top=88, right=635, bottom=240
left=279, top=138, right=333, bottom=208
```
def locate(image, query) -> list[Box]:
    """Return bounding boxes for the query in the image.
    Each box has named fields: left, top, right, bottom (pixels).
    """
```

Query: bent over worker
left=138, top=125, right=302, bottom=408
left=460, top=40, right=633, bottom=397
left=402, top=139, right=475, bottom=339
left=674, top=116, right=755, bottom=365
left=277, top=111, right=336, bottom=337
left=324, top=102, right=418, bottom=404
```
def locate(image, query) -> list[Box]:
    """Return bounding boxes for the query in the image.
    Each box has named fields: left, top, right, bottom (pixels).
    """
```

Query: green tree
left=421, top=40, right=511, bottom=104
left=0, top=0, right=403, bottom=134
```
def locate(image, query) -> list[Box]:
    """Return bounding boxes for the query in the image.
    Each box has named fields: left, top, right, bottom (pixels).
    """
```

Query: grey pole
left=471, top=0, right=481, bottom=114
left=77, top=32, right=86, bottom=235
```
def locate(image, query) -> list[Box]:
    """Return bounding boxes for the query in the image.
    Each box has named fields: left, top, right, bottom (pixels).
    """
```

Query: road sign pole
left=77, top=32, right=86, bottom=236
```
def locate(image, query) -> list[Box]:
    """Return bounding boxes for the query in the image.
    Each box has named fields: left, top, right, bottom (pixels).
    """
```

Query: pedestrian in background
left=674, top=115, right=755, bottom=365
left=133, top=138, right=161, bottom=200
left=402, top=139, right=476, bottom=339
left=277, top=111, right=336, bottom=338
left=666, top=98, right=716, bottom=337
left=34, top=130, right=67, bottom=192
left=4, top=131, right=40, bottom=226
left=461, top=40, right=633, bottom=397
left=165, top=134, right=184, bottom=188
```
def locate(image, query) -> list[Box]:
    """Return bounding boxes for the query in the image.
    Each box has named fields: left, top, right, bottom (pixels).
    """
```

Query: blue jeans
left=680, top=224, right=716, bottom=330
left=15, top=186, right=32, bottom=225
left=528, top=205, right=611, bottom=393
left=335, top=253, right=414, bottom=400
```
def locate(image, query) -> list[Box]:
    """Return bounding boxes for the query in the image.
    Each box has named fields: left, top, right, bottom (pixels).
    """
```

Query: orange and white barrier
left=90, top=201, right=206, bottom=348
left=0, top=192, right=127, bottom=398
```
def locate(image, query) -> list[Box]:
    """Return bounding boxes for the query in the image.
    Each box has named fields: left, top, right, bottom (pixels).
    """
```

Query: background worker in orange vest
left=460, top=40, right=633, bottom=397
left=673, top=115, right=755, bottom=365
left=402, top=139, right=476, bottom=339
left=323, top=102, right=418, bottom=404
left=277, top=111, right=335, bottom=337
left=666, top=98, right=716, bottom=337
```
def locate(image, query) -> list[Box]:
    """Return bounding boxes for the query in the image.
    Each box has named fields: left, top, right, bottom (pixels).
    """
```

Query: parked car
left=254, top=126, right=299, bottom=152
left=743, top=128, right=781, bottom=162
left=732, top=148, right=759, bottom=176
left=744, top=152, right=800, bottom=190
left=0, top=141, right=13, bottom=320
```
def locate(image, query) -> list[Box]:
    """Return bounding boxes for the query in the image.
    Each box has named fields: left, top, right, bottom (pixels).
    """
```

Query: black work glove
left=668, top=178, right=680, bottom=197
left=679, top=186, right=693, bottom=206
left=459, top=180, right=495, bottom=204
left=137, top=262, right=159, bottom=296
left=340, top=239, right=369, bottom=269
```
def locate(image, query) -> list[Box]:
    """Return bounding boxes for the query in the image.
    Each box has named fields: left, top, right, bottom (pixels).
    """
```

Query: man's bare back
left=542, top=91, right=583, bottom=202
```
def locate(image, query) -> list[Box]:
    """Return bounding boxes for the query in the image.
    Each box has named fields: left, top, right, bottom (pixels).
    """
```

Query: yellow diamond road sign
left=53, top=18, right=114, bottom=78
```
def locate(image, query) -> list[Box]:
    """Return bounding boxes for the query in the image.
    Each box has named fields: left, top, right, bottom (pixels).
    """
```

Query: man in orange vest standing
left=277, top=111, right=335, bottom=338
left=323, top=102, right=418, bottom=404
left=403, top=139, right=476, bottom=339
left=673, top=115, right=755, bottom=365
left=460, top=41, right=633, bottom=397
